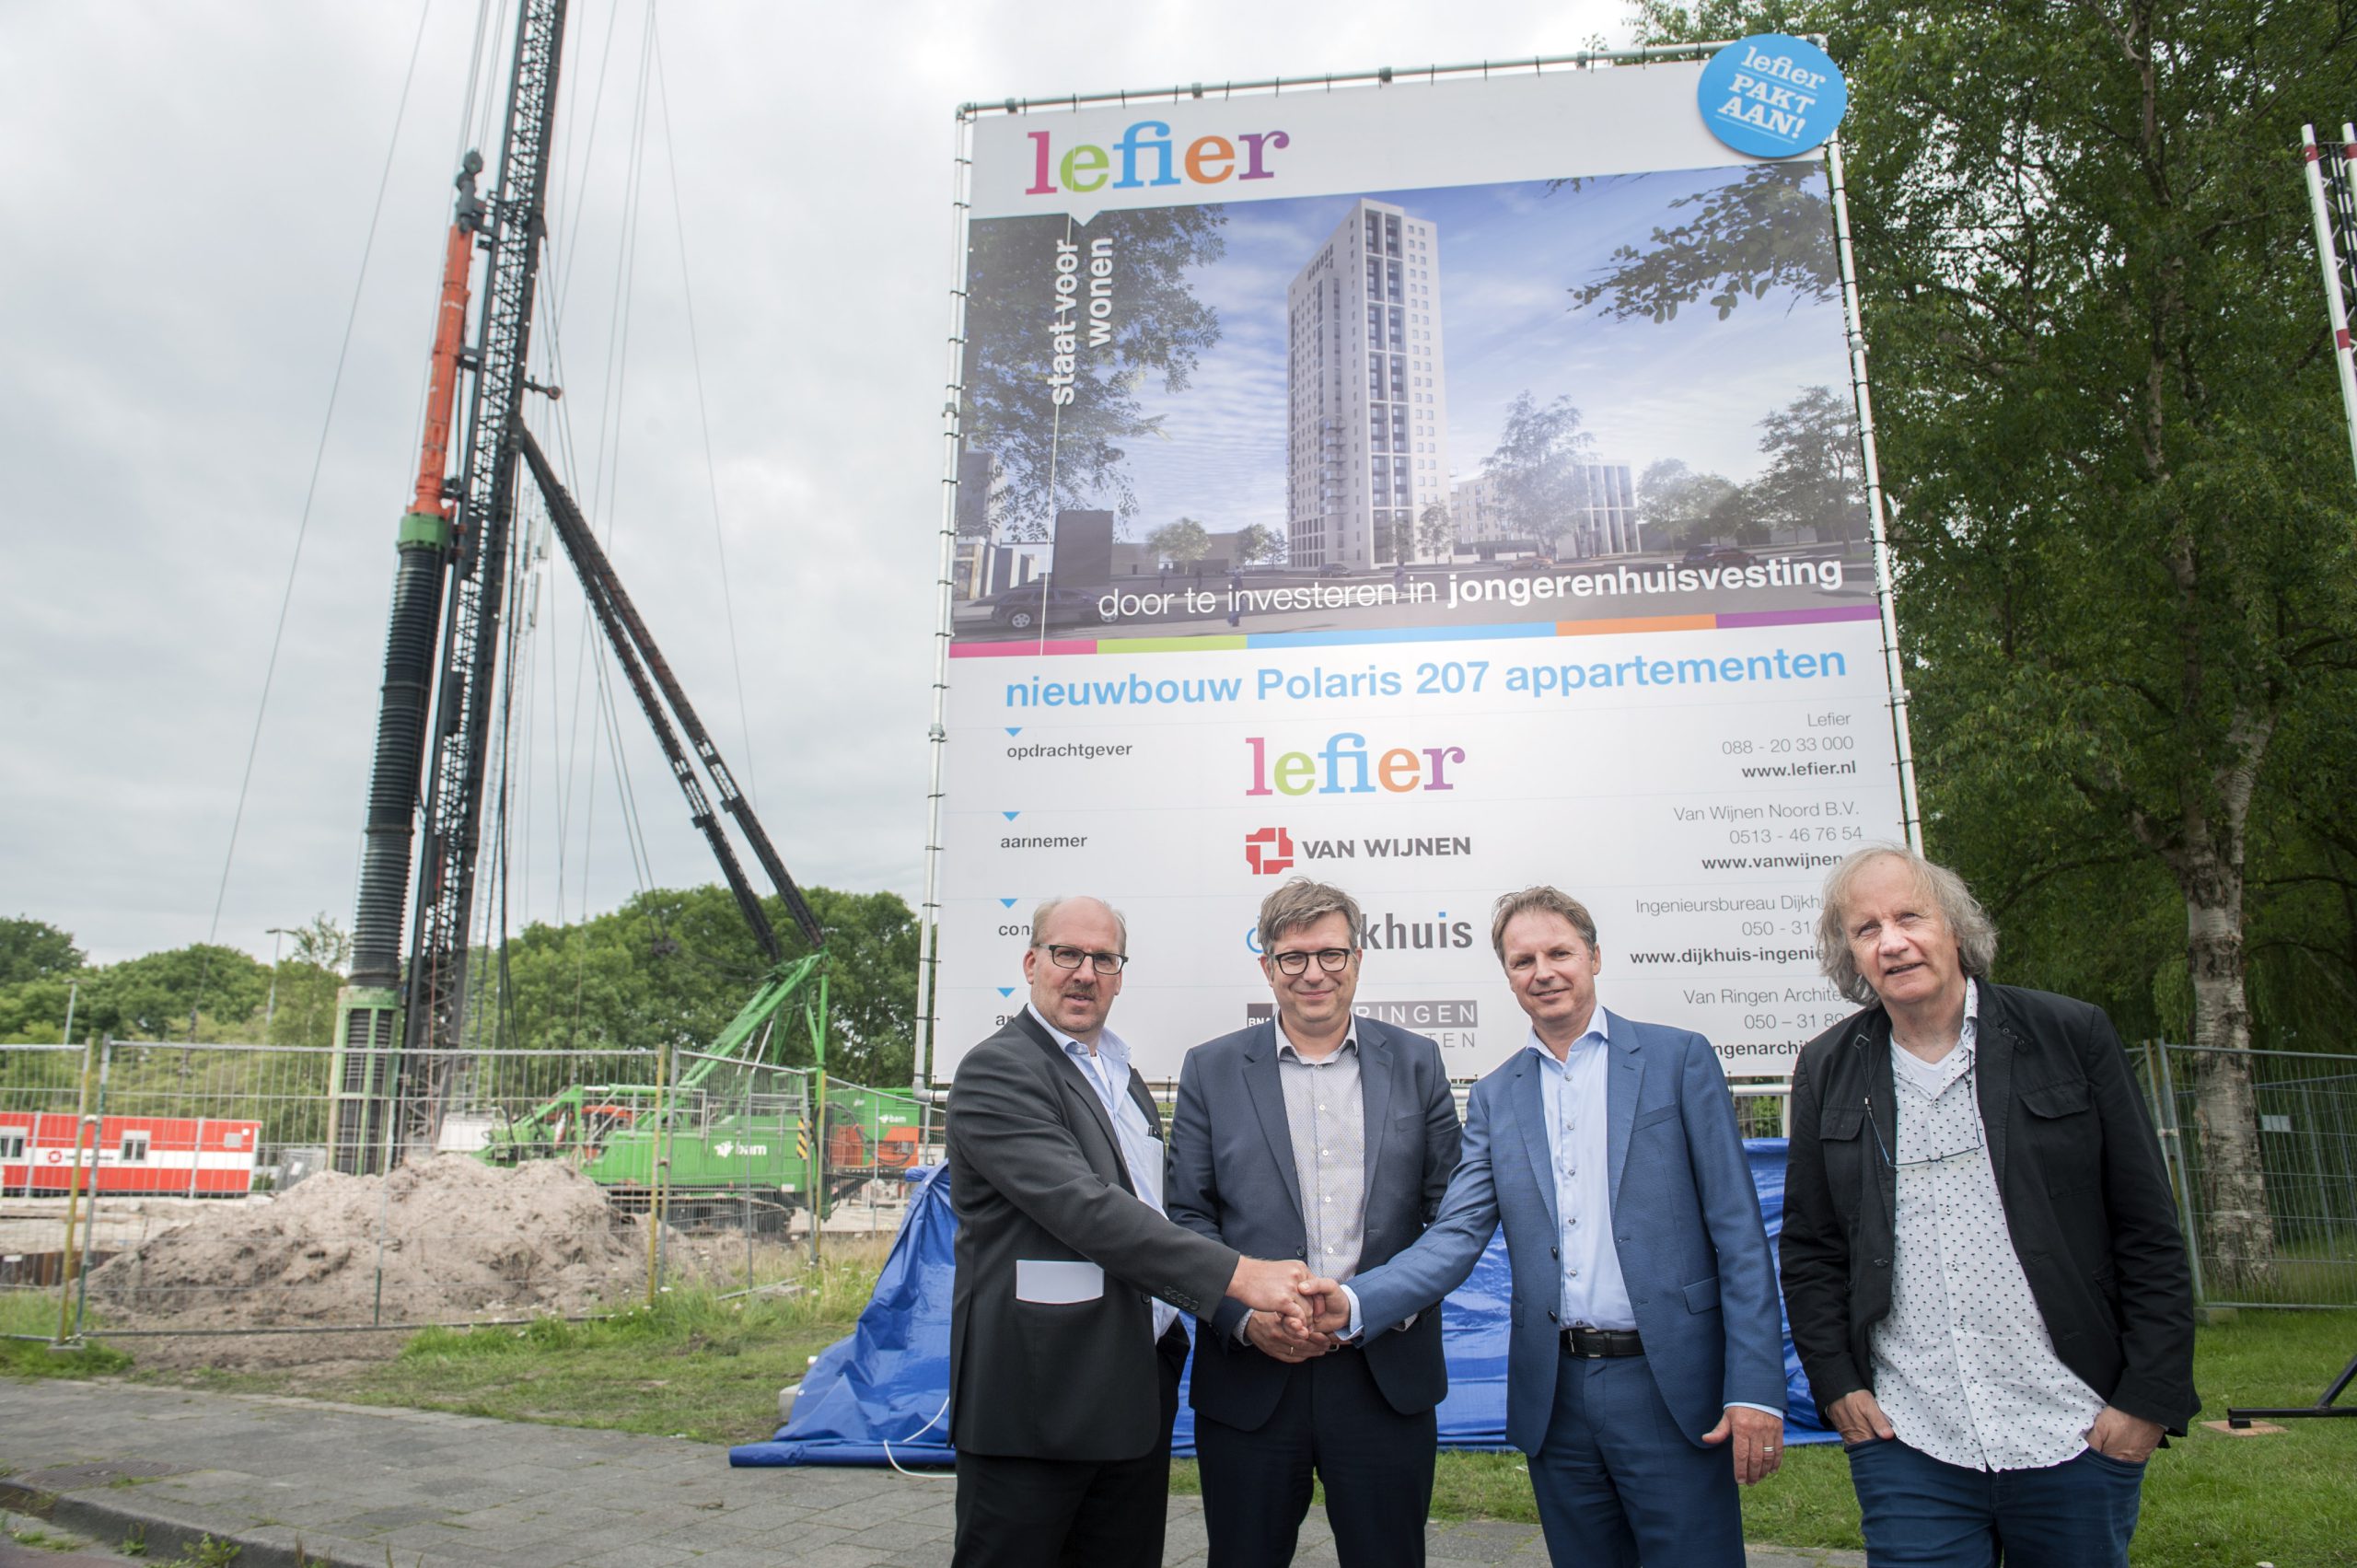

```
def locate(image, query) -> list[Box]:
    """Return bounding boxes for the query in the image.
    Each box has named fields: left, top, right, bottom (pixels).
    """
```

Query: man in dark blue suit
left=1310, top=886, right=1786, bottom=1568
left=1167, top=878, right=1463, bottom=1568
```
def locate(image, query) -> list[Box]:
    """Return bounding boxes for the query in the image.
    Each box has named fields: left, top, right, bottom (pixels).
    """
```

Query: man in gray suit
left=947, top=895, right=1316, bottom=1568
left=1167, top=878, right=1463, bottom=1568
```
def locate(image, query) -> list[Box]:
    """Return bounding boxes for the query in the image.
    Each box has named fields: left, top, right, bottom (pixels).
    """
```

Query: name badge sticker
left=1016, top=1259, right=1106, bottom=1304
left=1697, top=34, right=1849, bottom=159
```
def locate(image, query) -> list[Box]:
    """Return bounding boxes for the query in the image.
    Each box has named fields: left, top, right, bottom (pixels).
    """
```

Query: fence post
left=52, top=1031, right=100, bottom=1345
left=2149, top=1042, right=2208, bottom=1309
left=813, top=971, right=830, bottom=1256
left=73, top=1038, right=114, bottom=1342
left=741, top=1051, right=755, bottom=1295
left=646, top=1038, right=670, bottom=1309
left=2305, top=1081, right=2345, bottom=1237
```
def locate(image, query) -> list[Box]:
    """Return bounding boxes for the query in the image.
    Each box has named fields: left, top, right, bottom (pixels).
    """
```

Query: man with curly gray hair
left=1782, top=845, right=2196, bottom=1568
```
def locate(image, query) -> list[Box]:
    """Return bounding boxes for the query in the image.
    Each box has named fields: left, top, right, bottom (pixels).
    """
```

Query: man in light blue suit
left=1308, top=886, right=1786, bottom=1567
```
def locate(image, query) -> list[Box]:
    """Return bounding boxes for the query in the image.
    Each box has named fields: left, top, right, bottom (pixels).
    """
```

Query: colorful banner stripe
left=948, top=602, right=1879, bottom=659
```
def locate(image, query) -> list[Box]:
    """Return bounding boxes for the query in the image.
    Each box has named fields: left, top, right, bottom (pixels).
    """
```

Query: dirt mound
left=86, top=1153, right=649, bottom=1329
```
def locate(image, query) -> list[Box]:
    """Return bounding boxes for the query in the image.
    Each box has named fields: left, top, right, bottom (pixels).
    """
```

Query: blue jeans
left=1845, top=1437, right=2145, bottom=1567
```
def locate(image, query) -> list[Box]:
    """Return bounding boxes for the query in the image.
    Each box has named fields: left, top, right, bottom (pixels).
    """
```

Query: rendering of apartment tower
left=1286, top=200, right=1450, bottom=569
left=1571, top=462, right=1640, bottom=557
left=1450, top=472, right=1506, bottom=545
left=1450, top=461, right=1642, bottom=558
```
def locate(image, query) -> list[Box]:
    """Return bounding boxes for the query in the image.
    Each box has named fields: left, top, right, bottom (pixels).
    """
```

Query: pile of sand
left=85, top=1153, right=649, bottom=1328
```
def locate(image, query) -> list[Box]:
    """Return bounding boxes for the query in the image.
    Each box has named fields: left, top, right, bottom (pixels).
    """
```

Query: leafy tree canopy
left=1484, top=391, right=1598, bottom=545
left=482, top=884, right=919, bottom=1086
left=1232, top=522, right=1283, bottom=566
left=75, top=945, right=273, bottom=1042
left=1570, top=157, right=1837, bottom=323
left=0, top=916, right=84, bottom=987
left=1627, top=0, right=2357, bottom=1279
left=961, top=209, right=1226, bottom=538
left=1418, top=501, right=1457, bottom=559
left=1635, top=459, right=1746, bottom=549
left=1148, top=517, right=1212, bottom=566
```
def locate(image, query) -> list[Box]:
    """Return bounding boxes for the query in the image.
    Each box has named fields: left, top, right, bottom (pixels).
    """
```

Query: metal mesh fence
left=2140, top=1042, right=2357, bottom=1309
left=1, top=1039, right=938, bottom=1340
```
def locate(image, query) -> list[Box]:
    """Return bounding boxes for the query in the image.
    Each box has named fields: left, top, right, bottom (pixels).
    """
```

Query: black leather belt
left=1562, top=1326, right=1644, bottom=1358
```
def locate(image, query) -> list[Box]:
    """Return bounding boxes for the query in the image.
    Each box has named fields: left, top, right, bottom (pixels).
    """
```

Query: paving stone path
left=2, top=1381, right=1863, bottom=1567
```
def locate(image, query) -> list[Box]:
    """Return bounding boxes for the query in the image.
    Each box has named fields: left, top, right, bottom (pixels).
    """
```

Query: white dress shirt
left=1873, top=980, right=2104, bottom=1470
left=1029, top=1004, right=1179, bottom=1341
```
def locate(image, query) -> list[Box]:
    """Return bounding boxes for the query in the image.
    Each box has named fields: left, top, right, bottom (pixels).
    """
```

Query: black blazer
left=1165, top=1018, right=1462, bottom=1429
left=946, top=1009, right=1240, bottom=1461
left=1781, top=982, right=2199, bottom=1433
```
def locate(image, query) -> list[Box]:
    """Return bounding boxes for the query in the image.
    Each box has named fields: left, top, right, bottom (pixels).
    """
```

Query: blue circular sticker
left=1696, top=34, right=1848, bottom=158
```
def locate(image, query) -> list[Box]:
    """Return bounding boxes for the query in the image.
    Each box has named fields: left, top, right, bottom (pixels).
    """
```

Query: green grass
left=45, top=1259, right=2357, bottom=1564
left=6, top=1521, right=86, bottom=1552
left=1198, top=1311, right=2357, bottom=1564
left=0, top=1287, right=133, bottom=1376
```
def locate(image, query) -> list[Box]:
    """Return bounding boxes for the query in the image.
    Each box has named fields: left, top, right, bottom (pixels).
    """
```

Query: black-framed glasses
left=1039, top=943, right=1127, bottom=975
left=1270, top=947, right=1355, bottom=976
left=1868, top=1069, right=1986, bottom=1169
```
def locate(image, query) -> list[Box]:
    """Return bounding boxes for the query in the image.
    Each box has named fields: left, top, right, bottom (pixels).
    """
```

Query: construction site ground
left=4, top=1379, right=1865, bottom=1568
left=4, top=1161, right=1876, bottom=1562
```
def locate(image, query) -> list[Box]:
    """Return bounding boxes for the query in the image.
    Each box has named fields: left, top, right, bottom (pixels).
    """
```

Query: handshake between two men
left=1223, top=1259, right=1354, bottom=1362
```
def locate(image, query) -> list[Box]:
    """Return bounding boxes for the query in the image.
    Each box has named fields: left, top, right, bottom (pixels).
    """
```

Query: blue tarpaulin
left=729, top=1140, right=1831, bottom=1468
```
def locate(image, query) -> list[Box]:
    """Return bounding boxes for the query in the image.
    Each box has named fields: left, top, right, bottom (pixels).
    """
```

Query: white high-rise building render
left=1570, top=462, right=1642, bottom=557
left=1450, top=472, right=1506, bottom=545
left=1286, top=201, right=1449, bottom=568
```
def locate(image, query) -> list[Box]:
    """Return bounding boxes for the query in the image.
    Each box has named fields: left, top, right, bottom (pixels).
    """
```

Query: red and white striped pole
left=2300, top=125, right=2357, bottom=481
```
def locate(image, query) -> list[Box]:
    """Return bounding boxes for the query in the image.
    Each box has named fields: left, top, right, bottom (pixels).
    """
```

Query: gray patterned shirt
left=1277, top=1029, right=1367, bottom=1286
left=1874, top=980, right=2104, bottom=1470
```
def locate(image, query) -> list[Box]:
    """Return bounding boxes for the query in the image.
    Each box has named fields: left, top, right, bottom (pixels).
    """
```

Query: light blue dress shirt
left=1027, top=1004, right=1178, bottom=1340
left=1338, top=1017, right=1622, bottom=1336
left=1527, top=1016, right=1636, bottom=1330
left=1338, top=1009, right=1782, bottom=1421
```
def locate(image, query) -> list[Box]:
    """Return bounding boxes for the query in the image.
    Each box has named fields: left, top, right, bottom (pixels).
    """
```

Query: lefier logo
left=1244, top=827, right=1295, bottom=876
left=1244, top=733, right=1466, bottom=796
left=1025, top=122, right=1291, bottom=197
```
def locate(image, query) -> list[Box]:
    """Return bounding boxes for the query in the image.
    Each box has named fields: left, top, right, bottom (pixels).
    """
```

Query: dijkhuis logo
left=1244, top=827, right=1295, bottom=875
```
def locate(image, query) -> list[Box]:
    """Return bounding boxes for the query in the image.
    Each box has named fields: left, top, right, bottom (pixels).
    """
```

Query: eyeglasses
left=1867, top=1071, right=1987, bottom=1169
left=1039, top=944, right=1127, bottom=975
left=1270, top=947, right=1355, bottom=976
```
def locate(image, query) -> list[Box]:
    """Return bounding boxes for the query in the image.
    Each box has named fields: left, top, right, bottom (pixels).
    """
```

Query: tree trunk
left=2179, top=809, right=2274, bottom=1288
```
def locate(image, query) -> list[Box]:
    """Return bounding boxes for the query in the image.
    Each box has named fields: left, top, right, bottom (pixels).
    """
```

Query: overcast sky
left=0, top=0, right=1640, bottom=966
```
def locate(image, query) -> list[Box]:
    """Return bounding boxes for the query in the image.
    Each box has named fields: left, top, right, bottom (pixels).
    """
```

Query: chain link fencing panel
left=1, top=1040, right=929, bottom=1341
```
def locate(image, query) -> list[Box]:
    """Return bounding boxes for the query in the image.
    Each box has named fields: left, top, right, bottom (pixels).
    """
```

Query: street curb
left=0, top=1479, right=383, bottom=1568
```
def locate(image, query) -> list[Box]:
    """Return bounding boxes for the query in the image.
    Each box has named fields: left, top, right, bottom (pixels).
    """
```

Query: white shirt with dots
left=1871, top=980, right=2105, bottom=1471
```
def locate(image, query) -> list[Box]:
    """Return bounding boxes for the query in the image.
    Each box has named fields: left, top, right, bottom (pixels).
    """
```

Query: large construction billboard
left=925, top=53, right=1910, bottom=1081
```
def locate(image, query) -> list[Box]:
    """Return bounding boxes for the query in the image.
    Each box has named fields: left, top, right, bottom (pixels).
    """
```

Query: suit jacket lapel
left=1242, top=1023, right=1306, bottom=1225
left=1013, top=1008, right=1132, bottom=1195
left=1510, top=1051, right=1562, bottom=1233
left=1976, top=985, right=2013, bottom=1191
left=1359, top=1023, right=1394, bottom=1188
left=1607, top=1011, right=1644, bottom=1210
left=1125, top=1070, right=1163, bottom=1141
left=1857, top=1010, right=1898, bottom=1224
